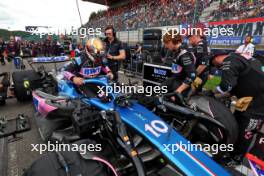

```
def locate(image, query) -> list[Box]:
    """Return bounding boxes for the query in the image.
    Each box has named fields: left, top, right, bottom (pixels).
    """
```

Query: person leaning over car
left=188, top=34, right=211, bottom=92
left=211, top=51, right=264, bottom=161
left=104, top=25, right=126, bottom=81
left=162, top=30, right=197, bottom=100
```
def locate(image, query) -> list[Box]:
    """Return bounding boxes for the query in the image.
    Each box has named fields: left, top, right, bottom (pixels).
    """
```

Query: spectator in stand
left=86, top=0, right=211, bottom=31
left=209, top=0, right=264, bottom=21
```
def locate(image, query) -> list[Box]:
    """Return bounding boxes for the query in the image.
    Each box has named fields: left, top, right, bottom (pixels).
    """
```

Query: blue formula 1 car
left=14, top=57, right=231, bottom=176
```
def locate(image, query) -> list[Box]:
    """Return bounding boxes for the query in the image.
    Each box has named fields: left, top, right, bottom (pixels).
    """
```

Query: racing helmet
left=85, top=38, right=105, bottom=62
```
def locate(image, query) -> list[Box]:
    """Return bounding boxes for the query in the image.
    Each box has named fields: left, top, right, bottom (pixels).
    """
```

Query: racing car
left=12, top=56, right=231, bottom=175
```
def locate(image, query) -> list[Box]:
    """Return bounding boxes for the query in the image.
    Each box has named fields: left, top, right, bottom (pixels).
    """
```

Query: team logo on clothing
left=260, top=137, right=264, bottom=144
left=171, top=63, right=183, bottom=73
left=81, top=66, right=101, bottom=77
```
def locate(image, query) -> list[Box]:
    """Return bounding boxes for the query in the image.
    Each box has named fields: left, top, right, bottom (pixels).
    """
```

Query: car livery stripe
left=175, top=143, right=216, bottom=176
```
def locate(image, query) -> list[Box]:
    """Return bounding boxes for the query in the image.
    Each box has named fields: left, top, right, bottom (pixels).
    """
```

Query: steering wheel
left=114, top=94, right=132, bottom=107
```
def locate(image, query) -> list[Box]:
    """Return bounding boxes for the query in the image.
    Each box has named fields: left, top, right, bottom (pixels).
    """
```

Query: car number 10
left=145, top=120, right=168, bottom=137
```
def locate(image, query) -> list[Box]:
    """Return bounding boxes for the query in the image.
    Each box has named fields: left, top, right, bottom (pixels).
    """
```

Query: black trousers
left=0, top=56, right=4, bottom=63
left=108, top=61, right=119, bottom=81
left=233, top=111, right=263, bottom=158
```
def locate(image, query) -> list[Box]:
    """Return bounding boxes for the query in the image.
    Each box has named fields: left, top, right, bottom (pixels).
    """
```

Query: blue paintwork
left=56, top=75, right=230, bottom=176
left=32, top=56, right=69, bottom=63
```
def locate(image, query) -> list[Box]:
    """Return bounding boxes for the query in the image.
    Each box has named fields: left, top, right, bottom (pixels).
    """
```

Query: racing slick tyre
left=12, top=70, right=41, bottom=102
left=188, top=95, right=239, bottom=145
left=22, top=139, right=114, bottom=176
left=143, top=29, right=162, bottom=40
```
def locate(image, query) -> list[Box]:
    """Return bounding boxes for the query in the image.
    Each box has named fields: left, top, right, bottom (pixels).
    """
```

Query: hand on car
left=170, top=96, right=176, bottom=102
left=107, top=72, right=114, bottom=80
left=170, top=91, right=183, bottom=103
left=73, top=77, right=84, bottom=86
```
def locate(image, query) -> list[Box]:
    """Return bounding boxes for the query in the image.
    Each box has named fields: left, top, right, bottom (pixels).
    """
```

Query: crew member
left=212, top=51, right=264, bottom=161
left=63, top=38, right=114, bottom=86
left=0, top=37, right=5, bottom=65
left=6, top=36, right=20, bottom=68
left=135, top=42, right=142, bottom=55
left=236, top=35, right=255, bottom=58
left=188, top=34, right=210, bottom=91
left=6, top=36, right=20, bottom=57
left=104, top=25, right=126, bottom=81
left=162, top=30, right=196, bottom=99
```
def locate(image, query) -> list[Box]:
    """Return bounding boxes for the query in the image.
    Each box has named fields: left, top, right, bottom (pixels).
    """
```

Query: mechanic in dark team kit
left=104, top=25, right=126, bottom=81
left=212, top=51, right=264, bottom=161
left=162, top=30, right=197, bottom=98
left=63, top=38, right=114, bottom=86
left=188, top=34, right=210, bottom=92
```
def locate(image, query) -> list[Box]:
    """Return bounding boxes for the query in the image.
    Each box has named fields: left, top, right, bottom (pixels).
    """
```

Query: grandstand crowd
left=209, top=0, right=264, bottom=21
left=86, top=0, right=264, bottom=31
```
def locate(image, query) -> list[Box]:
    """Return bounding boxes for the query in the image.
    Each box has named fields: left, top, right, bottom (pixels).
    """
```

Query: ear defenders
left=247, top=35, right=254, bottom=43
left=250, top=37, right=254, bottom=43
left=105, top=26, right=116, bottom=38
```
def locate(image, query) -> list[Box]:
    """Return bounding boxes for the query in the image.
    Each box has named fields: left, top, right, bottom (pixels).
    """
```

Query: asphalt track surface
left=0, top=57, right=140, bottom=176
left=0, top=59, right=42, bottom=176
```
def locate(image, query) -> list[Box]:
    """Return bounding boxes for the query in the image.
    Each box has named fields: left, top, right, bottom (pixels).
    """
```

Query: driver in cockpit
left=63, top=38, right=114, bottom=85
